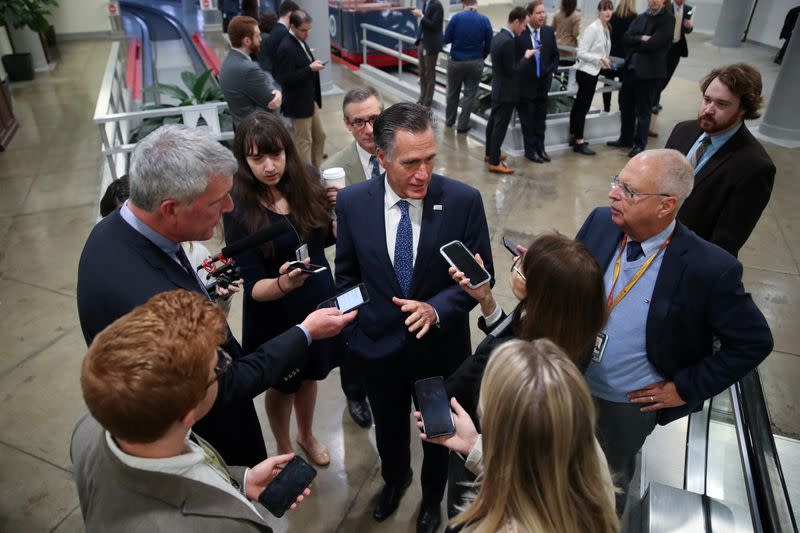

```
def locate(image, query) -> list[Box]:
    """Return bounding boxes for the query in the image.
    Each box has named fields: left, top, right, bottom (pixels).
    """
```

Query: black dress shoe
left=606, top=139, right=632, bottom=148
left=416, top=504, right=442, bottom=533
left=525, top=152, right=545, bottom=163
left=627, top=146, right=644, bottom=158
left=347, top=398, right=372, bottom=428
left=538, top=149, right=551, bottom=162
left=573, top=143, right=596, bottom=155
left=373, top=471, right=412, bottom=521
left=456, top=127, right=471, bottom=134
left=568, top=134, right=576, bottom=146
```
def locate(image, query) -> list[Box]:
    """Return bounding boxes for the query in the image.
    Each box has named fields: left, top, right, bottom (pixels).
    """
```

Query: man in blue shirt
left=577, top=148, right=772, bottom=515
left=442, top=0, right=493, bottom=133
left=665, top=63, right=775, bottom=257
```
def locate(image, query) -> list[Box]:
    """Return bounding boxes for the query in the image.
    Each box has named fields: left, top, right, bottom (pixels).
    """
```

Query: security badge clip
left=592, top=332, right=609, bottom=363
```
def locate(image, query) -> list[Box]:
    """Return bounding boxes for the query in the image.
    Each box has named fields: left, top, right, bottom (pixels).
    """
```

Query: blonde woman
left=417, top=339, right=618, bottom=533
left=601, top=0, right=638, bottom=112
left=570, top=0, right=614, bottom=155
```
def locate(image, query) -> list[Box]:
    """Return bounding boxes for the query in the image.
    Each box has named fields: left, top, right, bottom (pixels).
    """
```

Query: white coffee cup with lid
left=322, top=167, right=346, bottom=189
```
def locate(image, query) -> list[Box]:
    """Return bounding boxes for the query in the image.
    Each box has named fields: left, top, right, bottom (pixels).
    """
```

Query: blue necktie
left=626, top=240, right=644, bottom=262
left=394, top=200, right=413, bottom=296
left=370, top=154, right=383, bottom=181
left=533, top=29, right=541, bottom=78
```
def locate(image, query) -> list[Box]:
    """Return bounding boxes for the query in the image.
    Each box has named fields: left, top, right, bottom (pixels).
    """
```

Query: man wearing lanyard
left=576, top=149, right=773, bottom=516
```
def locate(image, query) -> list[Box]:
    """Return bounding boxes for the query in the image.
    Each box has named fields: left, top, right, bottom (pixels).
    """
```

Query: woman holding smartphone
left=443, top=232, right=606, bottom=517
left=569, top=0, right=614, bottom=155
left=224, top=111, right=338, bottom=466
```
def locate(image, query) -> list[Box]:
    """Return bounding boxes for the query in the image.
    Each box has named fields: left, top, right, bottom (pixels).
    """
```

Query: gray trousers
left=593, top=396, right=658, bottom=516
left=418, top=48, right=439, bottom=108
left=445, top=58, right=484, bottom=130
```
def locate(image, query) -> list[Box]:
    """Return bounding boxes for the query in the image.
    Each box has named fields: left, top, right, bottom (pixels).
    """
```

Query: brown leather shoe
left=484, top=153, right=508, bottom=162
left=488, top=163, right=514, bottom=174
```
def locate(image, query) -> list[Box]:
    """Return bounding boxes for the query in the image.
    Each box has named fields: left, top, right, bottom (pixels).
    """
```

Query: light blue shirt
left=585, top=221, right=676, bottom=403
left=687, top=122, right=741, bottom=174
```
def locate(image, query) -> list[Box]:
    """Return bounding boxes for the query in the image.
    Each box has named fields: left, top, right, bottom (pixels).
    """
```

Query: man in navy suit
left=77, top=125, right=354, bottom=468
left=518, top=0, right=560, bottom=163
left=335, top=103, right=493, bottom=533
left=262, top=1, right=298, bottom=84
left=576, top=149, right=772, bottom=514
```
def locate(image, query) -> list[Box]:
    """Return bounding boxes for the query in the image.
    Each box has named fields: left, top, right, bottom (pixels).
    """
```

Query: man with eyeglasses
left=576, top=148, right=772, bottom=516
left=321, top=86, right=385, bottom=428
left=72, top=290, right=309, bottom=531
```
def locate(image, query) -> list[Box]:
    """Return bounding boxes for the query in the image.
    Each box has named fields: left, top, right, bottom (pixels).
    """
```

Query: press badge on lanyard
left=592, top=332, right=609, bottom=363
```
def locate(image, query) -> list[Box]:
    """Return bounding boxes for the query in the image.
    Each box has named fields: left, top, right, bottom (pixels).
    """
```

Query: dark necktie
left=394, top=200, right=413, bottom=297
left=626, top=240, right=644, bottom=262
left=370, top=154, right=383, bottom=181
left=176, top=245, right=208, bottom=294
left=689, top=136, right=712, bottom=169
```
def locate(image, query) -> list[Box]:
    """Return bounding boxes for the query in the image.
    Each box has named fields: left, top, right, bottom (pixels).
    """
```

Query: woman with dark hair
left=553, top=0, right=581, bottom=65
left=442, top=232, right=607, bottom=518
left=224, top=110, right=337, bottom=466
left=601, top=0, right=638, bottom=112
left=569, top=0, right=614, bottom=155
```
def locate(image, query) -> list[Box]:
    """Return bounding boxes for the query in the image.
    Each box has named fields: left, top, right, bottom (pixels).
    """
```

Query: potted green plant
left=1, top=0, right=59, bottom=81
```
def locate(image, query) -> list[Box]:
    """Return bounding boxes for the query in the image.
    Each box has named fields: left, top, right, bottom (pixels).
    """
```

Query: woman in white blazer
left=569, top=0, right=614, bottom=155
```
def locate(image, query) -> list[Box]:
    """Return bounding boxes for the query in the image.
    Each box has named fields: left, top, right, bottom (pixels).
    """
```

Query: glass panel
left=706, top=390, right=756, bottom=533
left=773, top=435, right=800, bottom=528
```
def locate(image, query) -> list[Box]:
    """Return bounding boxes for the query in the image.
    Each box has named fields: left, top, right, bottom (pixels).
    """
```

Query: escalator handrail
left=734, top=370, right=798, bottom=532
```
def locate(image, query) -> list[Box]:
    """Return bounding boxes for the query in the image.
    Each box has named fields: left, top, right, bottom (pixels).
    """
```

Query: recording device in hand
left=288, top=261, right=327, bottom=274
left=317, top=283, right=369, bottom=312
left=257, top=456, right=317, bottom=518
left=502, top=235, right=521, bottom=257
left=414, top=376, right=455, bottom=438
left=439, top=240, right=491, bottom=289
left=199, top=221, right=292, bottom=298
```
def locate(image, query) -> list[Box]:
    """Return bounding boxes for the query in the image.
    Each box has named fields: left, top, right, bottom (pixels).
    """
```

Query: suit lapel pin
left=433, top=204, right=443, bottom=211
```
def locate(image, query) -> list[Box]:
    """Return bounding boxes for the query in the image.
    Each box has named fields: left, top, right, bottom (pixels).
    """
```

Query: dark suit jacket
left=219, top=49, right=278, bottom=127
left=263, top=22, right=289, bottom=81
left=417, top=0, right=444, bottom=53
left=576, top=207, right=773, bottom=425
left=517, top=24, right=559, bottom=97
left=76, top=210, right=309, bottom=466
left=275, top=33, right=321, bottom=119
left=71, top=413, right=271, bottom=532
left=490, top=28, right=523, bottom=104
left=673, top=3, right=694, bottom=57
left=666, top=120, right=775, bottom=257
left=334, top=174, right=493, bottom=372
left=623, top=8, right=675, bottom=79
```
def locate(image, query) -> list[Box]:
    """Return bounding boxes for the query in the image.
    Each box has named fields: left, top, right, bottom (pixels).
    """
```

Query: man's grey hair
left=651, top=148, right=694, bottom=208
left=129, top=125, right=237, bottom=212
left=341, top=86, right=383, bottom=117
left=373, top=103, right=435, bottom=161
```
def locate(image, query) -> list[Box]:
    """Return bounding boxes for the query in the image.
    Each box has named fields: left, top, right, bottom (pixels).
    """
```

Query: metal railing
left=93, top=42, right=232, bottom=181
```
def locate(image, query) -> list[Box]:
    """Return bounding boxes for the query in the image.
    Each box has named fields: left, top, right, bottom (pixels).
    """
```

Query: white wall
left=51, top=0, right=113, bottom=36
left=746, top=0, right=796, bottom=47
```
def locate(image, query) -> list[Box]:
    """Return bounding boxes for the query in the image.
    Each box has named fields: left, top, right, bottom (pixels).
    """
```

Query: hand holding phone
left=440, top=241, right=491, bottom=289
left=414, top=397, right=479, bottom=455
left=414, top=376, right=455, bottom=438
left=288, top=261, right=327, bottom=274
left=257, top=455, right=317, bottom=517
left=318, top=283, right=369, bottom=312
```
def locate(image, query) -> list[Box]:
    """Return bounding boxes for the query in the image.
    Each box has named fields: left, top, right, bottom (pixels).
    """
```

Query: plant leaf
left=143, top=83, right=190, bottom=102
left=191, top=69, right=213, bottom=102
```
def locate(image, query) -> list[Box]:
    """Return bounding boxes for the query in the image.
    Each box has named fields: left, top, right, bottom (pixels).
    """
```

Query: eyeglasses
left=207, top=348, right=233, bottom=388
left=347, top=115, right=379, bottom=129
left=511, top=255, right=526, bottom=282
left=610, top=175, right=672, bottom=201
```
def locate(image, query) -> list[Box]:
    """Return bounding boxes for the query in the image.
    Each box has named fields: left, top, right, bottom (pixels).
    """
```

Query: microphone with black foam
left=201, top=220, right=291, bottom=297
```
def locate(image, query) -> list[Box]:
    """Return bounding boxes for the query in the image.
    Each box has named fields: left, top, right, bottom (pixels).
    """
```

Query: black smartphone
left=288, top=261, right=327, bottom=274
left=414, top=376, right=455, bottom=438
left=317, top=283, right=370, bottom=312
left=502, top=235, right=521, bottom=257
left=257, top=456, right=317, bottom=518
left=439, top=240, right=491, bottom=289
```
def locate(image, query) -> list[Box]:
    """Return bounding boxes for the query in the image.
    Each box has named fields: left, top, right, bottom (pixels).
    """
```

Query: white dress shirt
left=105, top=431, right=263, bottom=519
left=355, top=142, right=383, bottom=180
left=384, top=179, right=423, bottom=266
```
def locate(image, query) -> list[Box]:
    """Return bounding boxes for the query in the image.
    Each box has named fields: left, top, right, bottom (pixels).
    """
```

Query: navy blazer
left=275, top=32, right=322, bottom=119
left=666, top=120, right=775, bottom=257
left=576, top=207, right=773, bottom=425
left=334, top=174, right=493, bottom=370
left=76, top=210, right=309, bottom=466
left=416, top=0, right=444, bottom=53
left=517, top=24, right=559, bottom=93
left=263, top=23, right=289, bottom=81
left=490, top=28, right=523, bottom=104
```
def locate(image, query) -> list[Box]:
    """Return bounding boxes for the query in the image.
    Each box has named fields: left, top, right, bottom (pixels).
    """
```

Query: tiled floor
left=0, top=8, right=798, bottom=532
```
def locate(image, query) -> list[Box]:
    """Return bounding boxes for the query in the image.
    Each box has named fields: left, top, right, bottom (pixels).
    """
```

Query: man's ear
left=658, top=196, right=678, bottom=219
left=160, top=199, right=179, bottom=220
